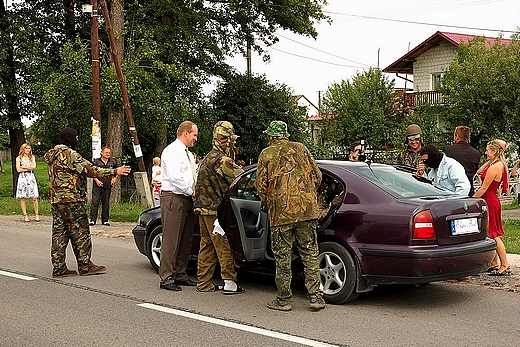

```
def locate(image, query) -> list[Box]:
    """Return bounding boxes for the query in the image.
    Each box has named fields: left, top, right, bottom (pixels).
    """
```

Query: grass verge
left=0, top=161, right=146, bottom=222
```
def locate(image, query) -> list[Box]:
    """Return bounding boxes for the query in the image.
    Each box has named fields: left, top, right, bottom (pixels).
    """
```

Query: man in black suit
left=443, top=126, right=481, bottom=196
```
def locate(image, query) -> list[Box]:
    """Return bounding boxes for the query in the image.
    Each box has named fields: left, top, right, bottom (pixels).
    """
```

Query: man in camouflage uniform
left=398, top=124, right=425, bottom=167
left=256, top=120, right=325, bottom=311
left=44, top=127, right=131, bottom=278
left=194, top=121, right=245, bottom=294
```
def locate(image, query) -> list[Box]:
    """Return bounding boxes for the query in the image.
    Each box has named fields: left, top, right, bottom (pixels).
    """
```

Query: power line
left=277, top=33, right=370, bottom=67
left=324, top=11, right=518, bottom=34
left=267, top=45, right=369, bottom=69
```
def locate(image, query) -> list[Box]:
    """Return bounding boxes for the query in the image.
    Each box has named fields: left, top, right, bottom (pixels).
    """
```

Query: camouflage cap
left=213, top=121, right=235, bottom=140
left=264, top=120, right=290, bottom=138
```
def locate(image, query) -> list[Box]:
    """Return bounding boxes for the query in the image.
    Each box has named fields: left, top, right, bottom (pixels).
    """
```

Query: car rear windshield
left=348, top=164, right=457, bottom=199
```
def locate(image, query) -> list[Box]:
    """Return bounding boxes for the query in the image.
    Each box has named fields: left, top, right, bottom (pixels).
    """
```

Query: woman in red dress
left=473, top=139, right=511, bottom=276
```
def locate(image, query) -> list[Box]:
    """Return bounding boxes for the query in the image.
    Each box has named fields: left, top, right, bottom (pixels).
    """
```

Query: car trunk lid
left=414, top=197, right=488, bottom=246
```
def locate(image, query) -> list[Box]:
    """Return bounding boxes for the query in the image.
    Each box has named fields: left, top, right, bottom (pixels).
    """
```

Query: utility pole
left=99, top=0, right=152, bottom=207
left=246, top=41, right=252, bottom=76
left=99, top=0, right=144, bottom=172
left=90, top=0, right=101, bottom=160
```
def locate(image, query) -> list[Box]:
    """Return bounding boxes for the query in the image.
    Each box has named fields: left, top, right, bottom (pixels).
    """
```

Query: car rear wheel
left=147, top=225, right=162, bottom=273
left=318, top=241, right=358, bottom=304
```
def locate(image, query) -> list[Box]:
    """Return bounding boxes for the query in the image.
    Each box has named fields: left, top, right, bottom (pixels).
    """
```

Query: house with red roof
left=383, top=31, right=510, bottom=108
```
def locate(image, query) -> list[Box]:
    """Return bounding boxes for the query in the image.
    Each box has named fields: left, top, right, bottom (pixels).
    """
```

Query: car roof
left=317, top=160, right=390, bottom=169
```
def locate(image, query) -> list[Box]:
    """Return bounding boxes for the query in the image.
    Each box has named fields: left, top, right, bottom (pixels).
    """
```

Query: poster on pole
left=133, top=144, right=143, bottom=158
left=91, top=118, right=101, bottom=159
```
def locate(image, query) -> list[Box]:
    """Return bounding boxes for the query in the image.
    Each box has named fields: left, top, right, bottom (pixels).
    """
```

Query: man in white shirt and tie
left=159, top=120, right=199, bottom=291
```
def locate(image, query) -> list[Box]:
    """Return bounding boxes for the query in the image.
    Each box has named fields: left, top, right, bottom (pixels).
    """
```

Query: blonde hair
left=487, top=139, right=507, bottom=169
left=18, top=143, right=34, bottom=159
left=152, top=157, right=161, bottom=166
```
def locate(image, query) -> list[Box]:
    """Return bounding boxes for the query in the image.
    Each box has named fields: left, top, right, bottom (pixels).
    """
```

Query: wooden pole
left=99, top=0, right=145, bottom=172
left=91, top=0, right=100, bottom=123
left=90, top=0, right=102, bottom=160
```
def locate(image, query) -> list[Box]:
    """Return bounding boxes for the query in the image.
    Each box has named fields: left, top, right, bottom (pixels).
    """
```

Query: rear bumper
left=357, top=238, right=496, bottom=285
left=359, top=238, right=496, bottom=259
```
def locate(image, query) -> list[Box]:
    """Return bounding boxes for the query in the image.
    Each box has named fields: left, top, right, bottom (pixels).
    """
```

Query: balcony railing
left=404, top=91, right=445, bottom=108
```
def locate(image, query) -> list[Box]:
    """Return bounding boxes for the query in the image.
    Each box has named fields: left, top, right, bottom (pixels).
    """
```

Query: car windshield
left=348, top=164, right=457, bottom=199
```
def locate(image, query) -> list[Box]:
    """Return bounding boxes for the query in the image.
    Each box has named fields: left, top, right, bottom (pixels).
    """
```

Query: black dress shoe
left=176, top=278, right=197, bottom=286
left=160, top=282, right=182, bottom=291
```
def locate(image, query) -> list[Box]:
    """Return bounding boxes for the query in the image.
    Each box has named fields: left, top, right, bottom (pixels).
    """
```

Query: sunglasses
left=407, top=134, right=421, bottom=141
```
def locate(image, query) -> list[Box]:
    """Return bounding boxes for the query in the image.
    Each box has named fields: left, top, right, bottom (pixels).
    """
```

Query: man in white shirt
left=159, top=121, right=199, bottom=291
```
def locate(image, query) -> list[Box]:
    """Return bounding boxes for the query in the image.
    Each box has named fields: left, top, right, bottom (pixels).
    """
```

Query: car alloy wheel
left=318, top=241, right=358, bottom=304
left=147, top=225, right=162, bottom=273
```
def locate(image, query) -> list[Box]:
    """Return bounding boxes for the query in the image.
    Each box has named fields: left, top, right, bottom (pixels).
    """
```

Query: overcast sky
left=224, top=0, right=520, bottom=108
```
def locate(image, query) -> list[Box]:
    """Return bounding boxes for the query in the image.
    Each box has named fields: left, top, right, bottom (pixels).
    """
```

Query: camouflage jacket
left=398, top=147, right=422, bottom=168
left=44, top=145, right=116, bottom=204
left=194, top=148, right=243, bottom=215
left=256, top=139, right=322, bottom=227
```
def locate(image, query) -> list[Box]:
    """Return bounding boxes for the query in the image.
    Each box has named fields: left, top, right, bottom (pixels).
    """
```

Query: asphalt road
left=1, top=215, right=519, bottom=347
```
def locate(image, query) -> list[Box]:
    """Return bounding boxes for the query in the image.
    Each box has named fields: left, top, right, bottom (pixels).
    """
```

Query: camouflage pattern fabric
left=44, top=145, right=116, bottom=204
left=256, top=138, right=322, bottom=227
left=264, top=120, right=290, bottom=138
left=212, top=121, right=239, bottom=158
left=194, top=149, right=243, bottom=215
left=270, top=220, right=323, bottom=305
left=196, top=215, right=237, bottom=291
left=51, top=202, right=92, bottom=276
left=194, top=120, right=243, bottom=291
left=398, top=147, right=423, bottom=168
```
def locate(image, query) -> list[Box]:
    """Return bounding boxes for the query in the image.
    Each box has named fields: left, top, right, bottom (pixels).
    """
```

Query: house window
left=432, top=73, right=445, bottom=90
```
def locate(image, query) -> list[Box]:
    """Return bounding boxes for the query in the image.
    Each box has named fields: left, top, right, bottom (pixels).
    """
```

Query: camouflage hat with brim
left=264, top=120, right=290, bottom=138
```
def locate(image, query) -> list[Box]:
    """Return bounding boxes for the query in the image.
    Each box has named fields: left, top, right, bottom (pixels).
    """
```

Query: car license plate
left=451, top=218, right=478, bottom=235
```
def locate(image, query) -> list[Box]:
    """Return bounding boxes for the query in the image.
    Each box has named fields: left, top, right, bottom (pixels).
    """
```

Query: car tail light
left=413, top=210, right=436, bottom=239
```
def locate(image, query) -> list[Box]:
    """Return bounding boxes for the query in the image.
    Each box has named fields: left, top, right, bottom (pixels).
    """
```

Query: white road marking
left=138, top=303, right=339, bottom=347
left=0, top=270, right=37, bottom=281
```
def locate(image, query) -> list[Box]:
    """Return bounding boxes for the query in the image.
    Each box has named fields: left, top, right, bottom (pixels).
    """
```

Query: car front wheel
left=318, top=241, right=359, bottom=304
left=147, top=225, right=162, bottom=273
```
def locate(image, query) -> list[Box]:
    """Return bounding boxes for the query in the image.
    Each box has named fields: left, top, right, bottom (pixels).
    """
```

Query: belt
left=161, top=190, right=191, bottom=198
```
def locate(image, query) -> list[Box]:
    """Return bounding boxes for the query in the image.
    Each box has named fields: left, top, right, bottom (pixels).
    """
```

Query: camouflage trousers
left=271, top=220, right=323, bottom=305
left=51, top=202, right=93, bottom=276
left=197, top=215, right=237, bottom=291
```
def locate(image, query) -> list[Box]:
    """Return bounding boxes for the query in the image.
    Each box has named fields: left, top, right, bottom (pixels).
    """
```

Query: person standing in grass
left=16, top=143, right=40, bottom=223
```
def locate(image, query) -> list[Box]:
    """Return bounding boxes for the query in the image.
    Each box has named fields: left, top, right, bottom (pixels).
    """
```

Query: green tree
left=0, top=0, right=26, bottom=194
left=440, top=35, right=520, bottom=152
left=209, top=73, right=309, bottom=164
left=6, top=0, right=329, bottom=172
left=321, top=68, right=401, bottom=156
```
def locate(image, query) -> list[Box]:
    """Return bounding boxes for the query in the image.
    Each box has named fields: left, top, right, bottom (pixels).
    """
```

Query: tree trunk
left=1, top=0, right=25, bottom=196
left=155, top=117, right=168, bottom=158
left=107, top=107, right=124, bottom=203
left=106, top=0, right=125, bottom=203
left=62, top=0, right=76, bottom=40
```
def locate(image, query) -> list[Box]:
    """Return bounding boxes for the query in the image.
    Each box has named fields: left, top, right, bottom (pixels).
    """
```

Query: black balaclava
left=420, top=145, right=443, bottom=169
left=60, top=127, right=79, bottom=149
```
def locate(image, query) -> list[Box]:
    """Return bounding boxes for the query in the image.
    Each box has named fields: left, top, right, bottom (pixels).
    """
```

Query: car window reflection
left=230, top=170, right=260, bottom=201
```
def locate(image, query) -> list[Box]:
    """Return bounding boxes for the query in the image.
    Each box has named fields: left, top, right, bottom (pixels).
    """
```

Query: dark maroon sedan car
left=133, top=160, right=495, bottom=304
